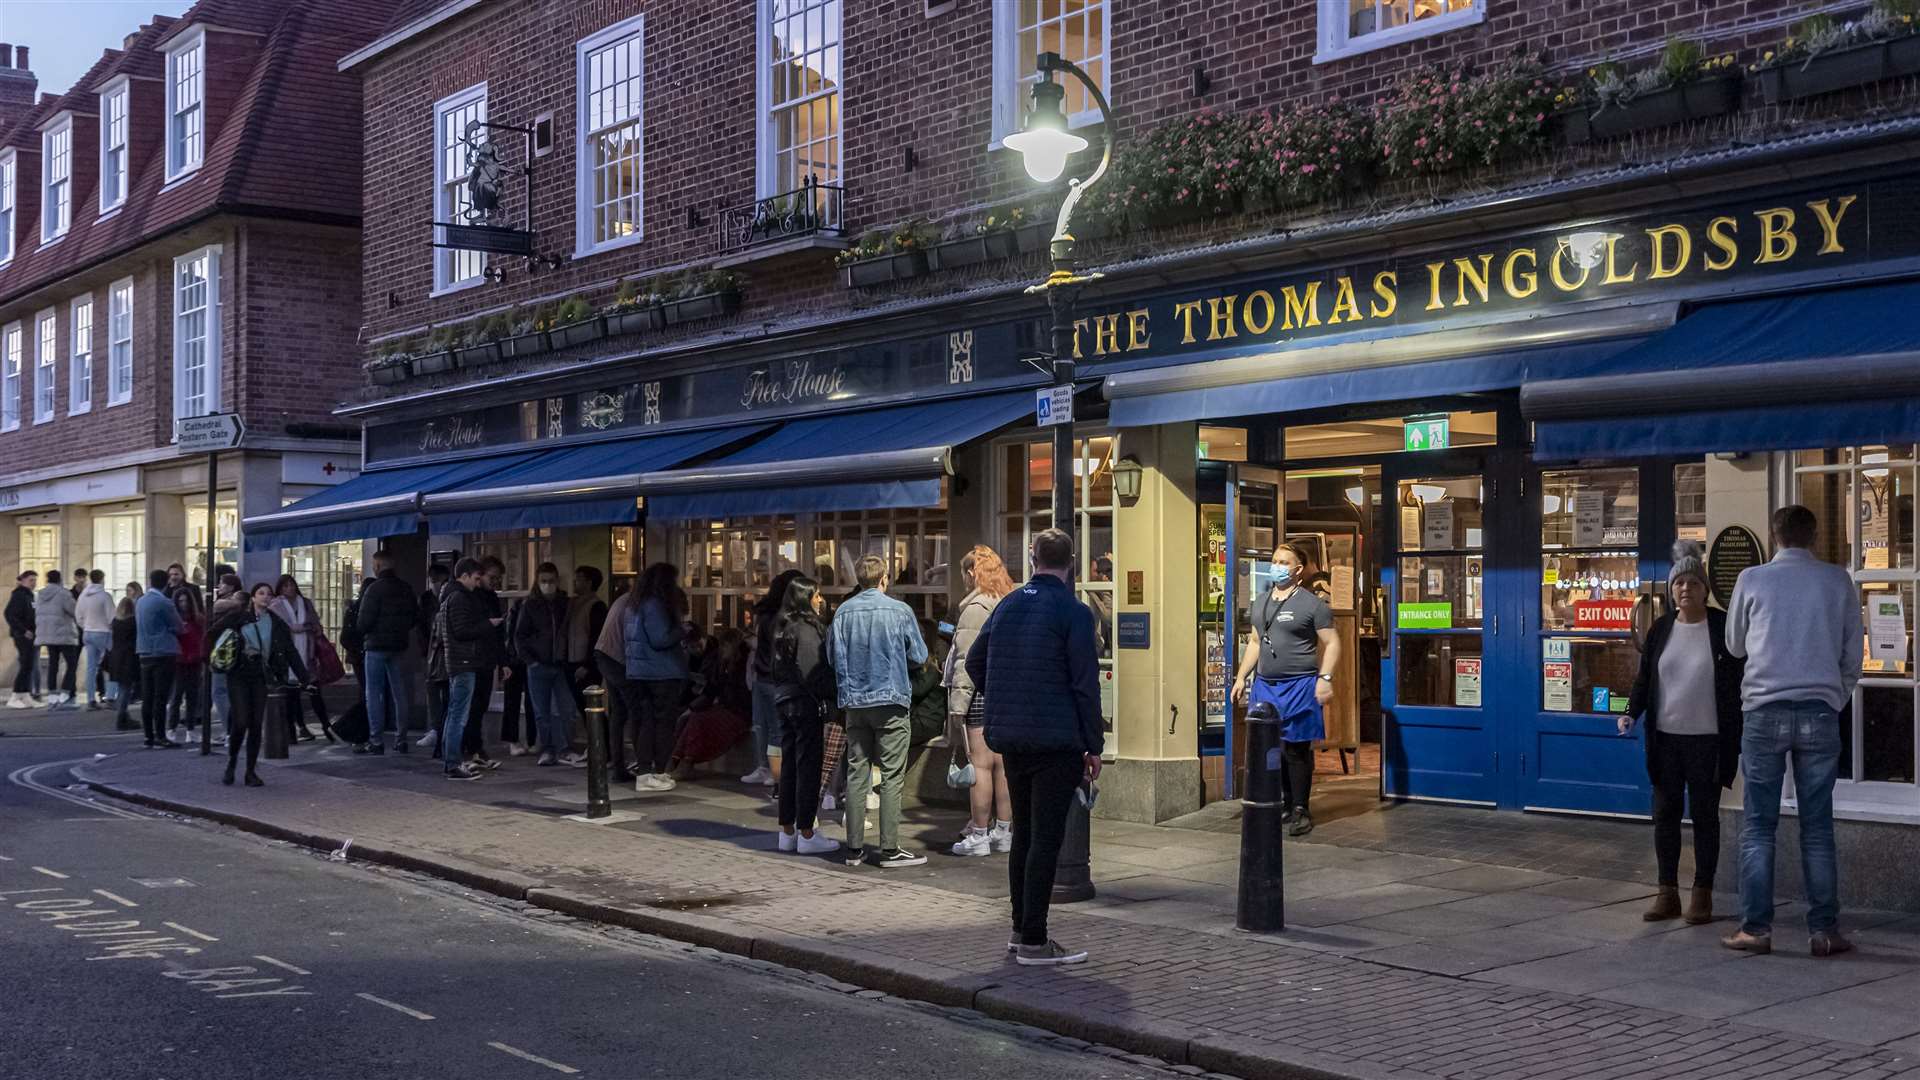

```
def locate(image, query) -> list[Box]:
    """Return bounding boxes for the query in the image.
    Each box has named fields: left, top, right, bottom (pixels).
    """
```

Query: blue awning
left=644, top=389, right=1039, bottom=519
left=242, top=452, right=542, bottom=551
left=421, top=425, right=768, bottom=534
left=1526, top=281, right=1920, bottom=460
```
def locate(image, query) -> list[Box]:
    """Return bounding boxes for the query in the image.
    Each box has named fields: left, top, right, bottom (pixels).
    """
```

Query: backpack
left=208, top=628, right=242, bottom=674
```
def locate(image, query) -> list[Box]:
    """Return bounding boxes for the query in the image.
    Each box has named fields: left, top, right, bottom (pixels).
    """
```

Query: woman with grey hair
left=1622, top=541, right=1746, bottom=924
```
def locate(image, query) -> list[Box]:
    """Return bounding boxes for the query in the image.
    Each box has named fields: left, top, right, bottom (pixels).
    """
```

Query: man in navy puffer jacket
left=965, top=527, right=1102, bottom=967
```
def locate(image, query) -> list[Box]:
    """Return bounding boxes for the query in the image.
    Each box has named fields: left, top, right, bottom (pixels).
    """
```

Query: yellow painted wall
left=1112, top=422, right=1201, bottom=762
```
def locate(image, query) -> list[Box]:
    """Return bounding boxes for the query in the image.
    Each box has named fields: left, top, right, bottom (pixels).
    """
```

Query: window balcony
left=713, top=176, right=847, bottom=268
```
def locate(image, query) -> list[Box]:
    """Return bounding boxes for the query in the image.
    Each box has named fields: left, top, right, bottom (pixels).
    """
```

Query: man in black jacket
left=7, top=570, right=38, bottom=709
left=356, top=550, right=421, bottom=754
left=417, top=562, right=451, bottom=750
left=434, top=558, right=495, bottom=781
left=966, top=527, right=1102, bottom=968
left=514, top=562, right=580, bottom=767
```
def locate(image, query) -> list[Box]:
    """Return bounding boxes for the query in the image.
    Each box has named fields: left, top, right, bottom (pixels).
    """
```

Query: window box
left=661, top=288, right=741, bottom=326
left=1755, top=39, right=1917, bottom=103
left=607, top=305, right=666, bottom=336
left=500, top=329, right=550, bottom=360
left=841, top=251, right=927, bottom=288
left=550, top=314, right=606, bottom=349
left=369, top=359, right=411, bottom=386
left=1568, top=75, right=1743, bottom=143
left=450, top=342, right=497, bottom=370
left=926, top=230, right=1020, bottom=272
left=1014, top=221, right=1052, bottom=256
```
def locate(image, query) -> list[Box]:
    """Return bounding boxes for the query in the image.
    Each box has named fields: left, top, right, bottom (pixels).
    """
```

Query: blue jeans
left=1739, top=700, right=1842, bottom=936
left=83, top=632, right=111, bottom=705
left=364, top=649, right=408, bottom=746
left=750, top=678, right=777, bottom=770
left=525, top=662, right=574, bottom=756
left=211, top=673, right=229, bottom=738
left=443, top=671, right=478, bottom=771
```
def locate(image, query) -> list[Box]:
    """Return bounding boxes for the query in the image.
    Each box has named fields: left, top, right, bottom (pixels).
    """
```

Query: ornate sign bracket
left=431, top=118, right=565, bottom=281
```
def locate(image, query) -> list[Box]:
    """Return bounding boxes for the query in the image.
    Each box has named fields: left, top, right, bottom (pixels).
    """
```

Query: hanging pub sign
left=431, top=118, right=552, bottom=271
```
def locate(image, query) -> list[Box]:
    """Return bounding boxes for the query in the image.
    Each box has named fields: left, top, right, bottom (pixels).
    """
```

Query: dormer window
left=165, top=29, right=206, bottom=182
left=41, top=114, right=73, bottom=243
left=0, top=152, right=14, bottom=265
left=99, top=78, right=129, bottom=212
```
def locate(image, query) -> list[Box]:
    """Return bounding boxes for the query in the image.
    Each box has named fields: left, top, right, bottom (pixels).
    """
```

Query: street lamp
left=1008, top=51, right=1114, bottom=906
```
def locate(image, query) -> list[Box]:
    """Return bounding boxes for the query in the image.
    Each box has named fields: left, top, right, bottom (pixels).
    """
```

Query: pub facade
left=275, top=0, right=1920, bottom=908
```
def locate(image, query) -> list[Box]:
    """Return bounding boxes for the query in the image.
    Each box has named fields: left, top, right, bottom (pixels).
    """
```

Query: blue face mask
left=1273, top=564, right=1295, bottom=587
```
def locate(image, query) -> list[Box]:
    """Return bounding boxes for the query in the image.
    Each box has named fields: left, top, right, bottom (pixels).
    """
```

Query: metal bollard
left=582, top=684, right=611, bottom=819
left=1236, top=701, right=1286, bottom=932
left=264, top=691, right=290, bottom=760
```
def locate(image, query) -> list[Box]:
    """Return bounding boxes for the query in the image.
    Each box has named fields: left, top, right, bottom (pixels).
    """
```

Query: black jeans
left=12, top=634, right=34, bottom=693
left=1003, top=750, right=1085, bottom=947
left=43, top=645, right=81, bottom=696
left=463, top=666, right=496, bottom=756
left=619, top=678, right=683, bottom=775
left=1651, top=731, right=1722, bottom=889
left=139, top=658, right=177, bottom=744
left=228, top=674, right=269, bottom=771
left=777, top=697, right=826, bottom=832
left=280, top=683, right=331, bottom=738
left=595, top=652, right=632, bottom=772
left=498, top=664, right=533, bottom=745
left=427, top=678, right=449, bottom=734
left=1278, top=740, right=1314, bottom=815
left=169, top=663, right=202, bottom=729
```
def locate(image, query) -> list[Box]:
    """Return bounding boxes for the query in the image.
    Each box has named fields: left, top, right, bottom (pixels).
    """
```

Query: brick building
left=0, top=0, right=386, bottom=673
left=274, top=1, right=1920, bottom=904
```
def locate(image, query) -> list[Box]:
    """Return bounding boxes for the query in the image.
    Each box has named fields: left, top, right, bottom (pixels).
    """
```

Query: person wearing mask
left=1723, top=505, right=1862, bottom=958
left=431, top=558, right=494, bottom=781
left=77, top=570, right=115, bottom=711
left=418, top=563, right=452, bottom=752
left=745, top=570, right=805, bottom=788
left=35, top=570, right=82, bottom=710
left=167, top=589, right=207, bottom=744
left=516, top=562, right=585, bottom=767
left=622, top=563, right=692, bottom=792
left=566, top=565, right=608, bottom=719
left=460, top=557, right=509, bottom=770
left=826, top=554, right=929, bottom=869
left=949, top=545, right=1017, bottom=858
left=1230, top=543, right=1340, bottom=838
left=269, top=575, right=332, bottom=743
left=5, top=571, right=35, bottom=709
left=210, top=582, right=308, bottom=787
left=355, top=551, right=420, bottom=755
left=135, top=569, right=185, bottom=748
left=595, top=582, right=637, bottom=783
left=1622, top=541, right=1745, bottom=925
left=108, top=597, right=141, bottom=732
left=5, top=568, right=35, bottom=711
left=967, top=528, right=1103, bottom=966
left=768, top=577, right=838, bottom=854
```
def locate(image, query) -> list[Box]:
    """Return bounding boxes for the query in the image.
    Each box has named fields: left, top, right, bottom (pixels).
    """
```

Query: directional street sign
left=1035, top=385, right=1074, bottom=427
left=176, top=413, right=245, bottom=454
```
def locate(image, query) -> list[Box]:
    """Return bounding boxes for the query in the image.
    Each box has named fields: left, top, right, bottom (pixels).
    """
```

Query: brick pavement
left=73, top=749, right=1920, bottom=1080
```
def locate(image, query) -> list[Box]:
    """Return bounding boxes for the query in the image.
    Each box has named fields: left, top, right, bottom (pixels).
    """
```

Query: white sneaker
left=651, top=772, right=676, bottom=791
left=796, top=832, right=839, bottom=855
left=739, top=766, right=774, bottom=786
left=952, top=829, right=992, bottom=857
left=989, top=823, right=1012, bottom=853
left=635, top=773, right=677, bottom=793
left=778, top=829, right=797, bottom=852
left=6, top=693, right=33, bottom=709
left=559, top=752, right=588, bottom=768
left=168, top=726, right=189, bottom=744
left=507, top=744, right=530, bottom=757
left=416, top=731, right=438, bottom=748
left=866, top=790, right=880, bottom=812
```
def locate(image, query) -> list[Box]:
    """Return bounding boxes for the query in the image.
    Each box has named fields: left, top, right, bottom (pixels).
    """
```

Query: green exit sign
left=1404, top=415, right=1450, bottom=452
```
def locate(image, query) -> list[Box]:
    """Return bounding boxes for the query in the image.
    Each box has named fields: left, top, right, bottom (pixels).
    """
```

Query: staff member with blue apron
left=1230, top=542, right=1340, bottom=837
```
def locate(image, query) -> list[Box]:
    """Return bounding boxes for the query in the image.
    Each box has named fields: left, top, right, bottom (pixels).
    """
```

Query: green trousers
left=843, top=705, right=911, bottom=852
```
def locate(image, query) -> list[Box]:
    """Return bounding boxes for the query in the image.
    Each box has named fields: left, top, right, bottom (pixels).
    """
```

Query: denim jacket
left=135, top=591, right=183, bottom=658
left=826, top=587, right=927, bottom=710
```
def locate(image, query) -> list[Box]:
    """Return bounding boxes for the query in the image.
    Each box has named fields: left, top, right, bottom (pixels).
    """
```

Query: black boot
left=222, top=762, right=235, bottom=785
left=244, top=770, right=264, bottom=787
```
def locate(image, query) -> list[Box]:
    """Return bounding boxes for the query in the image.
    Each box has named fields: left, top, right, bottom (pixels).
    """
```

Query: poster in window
left=1423, top=502, right=1455, bottom=550
left=1454, top=658, right=1482, bottom=707
left=1330, top=565, right=1355, bottom=611
left=1572, top=490, right=1606, bottom=547
left=1203, top=628, right=1227, bottom=726
left=1543, top=661, right=1574, bottom=712
left=1868, top=593, right=1907, bottom=666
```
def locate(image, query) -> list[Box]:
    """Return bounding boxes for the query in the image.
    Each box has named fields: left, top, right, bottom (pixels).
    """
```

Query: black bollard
left=582, top=684, right=610, bottom=819
left=263, top=695, right=290, bottom=760
left=1237, top=701, right=1286, bottom=932
left=1051, top=793, right=1096, bottom=904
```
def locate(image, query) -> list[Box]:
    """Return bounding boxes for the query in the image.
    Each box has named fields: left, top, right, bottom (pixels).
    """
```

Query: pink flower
left=1301, top=163, right=1317, bottom=174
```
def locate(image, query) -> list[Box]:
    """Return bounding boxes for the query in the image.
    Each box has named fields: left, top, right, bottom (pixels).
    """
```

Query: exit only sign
left=1404, top=414, right=1449, bottom=452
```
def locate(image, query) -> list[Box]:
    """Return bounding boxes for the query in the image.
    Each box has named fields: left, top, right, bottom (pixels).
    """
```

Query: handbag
left=945, top=695, right=983, bottom=789
left=208, top=628, right=241, bottom=674
left=310, top=633, right=346, bottom=687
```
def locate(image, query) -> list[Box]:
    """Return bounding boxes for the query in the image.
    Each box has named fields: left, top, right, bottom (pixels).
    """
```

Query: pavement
left=0, top=730, right=1197, bottom=1080
left=38, top=710, right=1920, bottom=1080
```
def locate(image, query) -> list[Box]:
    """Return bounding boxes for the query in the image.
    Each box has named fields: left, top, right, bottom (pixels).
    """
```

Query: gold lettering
left=1125, top=308, right=1151, bottom=351
left=1071, top=317, right=1088, bottom=359
left=1092, top=313, right=1121, bottom=356
left=1242, top=290, right=1277, bottom=336
left=1281, top=282, right=1322, bottom=330
left=1453, top=254, right=1493, bottom=307
left=1755, top=207, right=1797, bottom=264
left=1645, top=224, right=1692, bottom=280
left=1807, top=195, right=1858, bottom=256
left=1704, top=216, right=1739, bottom=272
left=1501, top=248, right=1538, bottom=299
left=1548, top=246, right=1591, bottom=292
left=1424, top=261, right=1445, bottom=311
left=1602, top=234, right=1638, bottom=285
left=1369, top=271, right=1397, bottom=319
left=1206, top=295, right=1239, bottom=341
left=1173, top=300, right=1203, bottom=344
left=1328, top=277, right=1362, bottom=325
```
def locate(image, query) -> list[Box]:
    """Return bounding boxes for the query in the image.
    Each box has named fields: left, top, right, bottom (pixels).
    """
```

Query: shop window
left=1539, top=468, right=1640, bottom=716
left=1318, top=0, right=1485, bottom=64
left=1674, top=462, right=1707, bottom=544
left=1394, top=476, right=1484, bottom=710
left=282, top=540, right=363, bottom=642
left=470, top=529, right=552, bottom=593
left=1793, top=446, right=1920, bottom=812
left=17, top=523, right=59, bottom=581
left=91, top=513, right=144, bottom=591
left=991, top=0, right=1108, bottom=144
left=1198, top=425, right=1248, bottom=462
left=184, top=505, right=238, bottom=589
left=1397, top=633, right=1480, bottom=708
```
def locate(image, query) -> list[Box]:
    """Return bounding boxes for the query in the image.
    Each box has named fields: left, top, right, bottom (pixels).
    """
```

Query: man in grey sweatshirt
left=1722, top=504, right=1861, bottom=958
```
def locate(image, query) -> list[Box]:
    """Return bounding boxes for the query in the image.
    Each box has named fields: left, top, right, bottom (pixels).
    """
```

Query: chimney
left=15, top=46, right=27, bottom=70
left=0, top=45, right=12, bottom=68
left=0, top=41, right=35, bottom=136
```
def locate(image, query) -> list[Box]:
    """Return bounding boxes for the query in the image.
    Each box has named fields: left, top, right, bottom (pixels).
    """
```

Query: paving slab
left=1732, top=971, right=1920, bottom=1045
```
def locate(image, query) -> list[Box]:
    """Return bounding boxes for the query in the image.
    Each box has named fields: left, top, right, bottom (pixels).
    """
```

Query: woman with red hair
left=948, top=545, right=1017, bottom=857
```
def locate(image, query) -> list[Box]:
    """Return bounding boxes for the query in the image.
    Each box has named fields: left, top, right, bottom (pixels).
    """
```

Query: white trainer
left=989, top=823, right=1013, bottom=853
left=952, top=830, right=992, bottom=857
left=777, top=829, right=797, bottom=853
left=796, top=832, right=839, bottom=855
left=739, top=766, right=775, bottom=786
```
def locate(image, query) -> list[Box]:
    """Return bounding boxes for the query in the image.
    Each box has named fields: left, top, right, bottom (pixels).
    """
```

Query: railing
left=718, top=175, right=845, bottom=254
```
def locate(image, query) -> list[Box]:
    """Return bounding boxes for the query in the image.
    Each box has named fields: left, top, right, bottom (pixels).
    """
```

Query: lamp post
left=1008, top=51, right=1115, bottom=906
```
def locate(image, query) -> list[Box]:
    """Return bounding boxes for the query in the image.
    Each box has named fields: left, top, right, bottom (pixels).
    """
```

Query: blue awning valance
left=242, top=452, right=542, bottom=552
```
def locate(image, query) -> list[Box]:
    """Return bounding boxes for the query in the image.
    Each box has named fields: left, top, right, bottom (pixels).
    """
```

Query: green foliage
left=556, top=295, right=596, bottom=325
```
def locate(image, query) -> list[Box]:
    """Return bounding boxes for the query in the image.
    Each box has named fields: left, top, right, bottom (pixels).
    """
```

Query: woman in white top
left=948, top=545, right=1017, bottom=858
left=270, top=574, right=334, bottom=743
left=1622, top=542, right=1745, bottom=925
